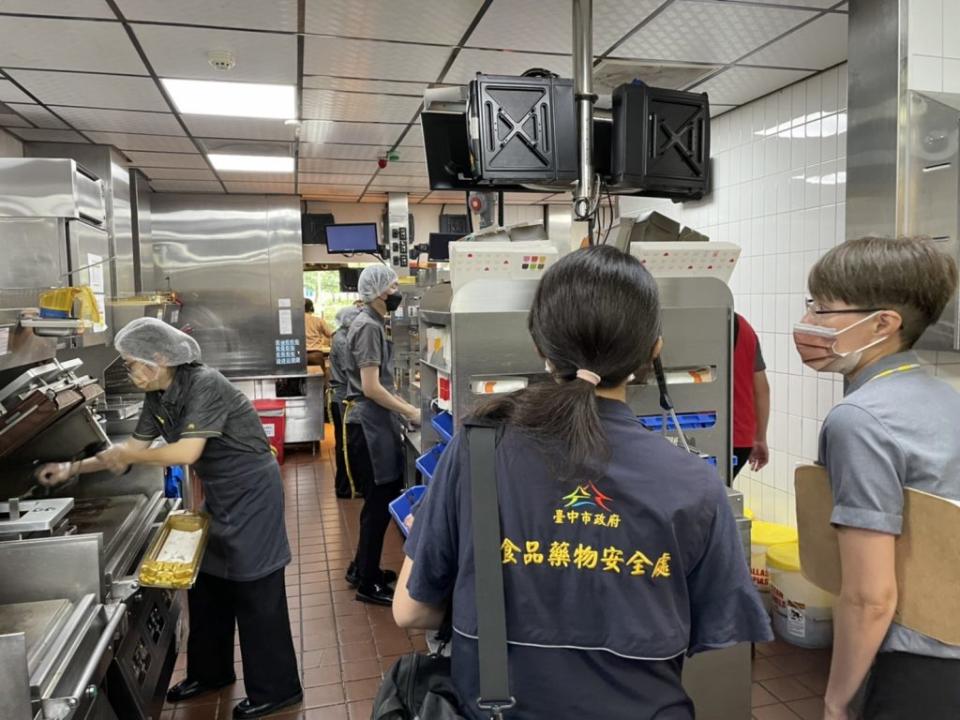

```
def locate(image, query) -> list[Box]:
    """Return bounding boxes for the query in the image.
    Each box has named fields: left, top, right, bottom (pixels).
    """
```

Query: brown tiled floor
left=162, top=430, right=830, bottom=720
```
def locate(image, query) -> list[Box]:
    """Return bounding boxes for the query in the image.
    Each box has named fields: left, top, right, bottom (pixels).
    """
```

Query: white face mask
left=792, top=312, right=889, bottom=374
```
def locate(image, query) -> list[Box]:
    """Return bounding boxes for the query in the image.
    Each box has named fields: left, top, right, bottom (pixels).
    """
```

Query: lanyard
left=867, top=363, right=921, bottom=383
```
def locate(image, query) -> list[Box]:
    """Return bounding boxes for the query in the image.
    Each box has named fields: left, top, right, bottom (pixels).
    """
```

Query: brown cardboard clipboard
left=795, top=465, right=960, bottom=646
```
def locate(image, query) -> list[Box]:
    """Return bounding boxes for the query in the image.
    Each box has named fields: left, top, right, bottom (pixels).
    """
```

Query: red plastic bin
left=253, top=399, right=286, bottom=464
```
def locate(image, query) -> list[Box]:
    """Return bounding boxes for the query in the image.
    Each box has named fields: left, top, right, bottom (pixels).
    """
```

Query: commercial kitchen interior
left=1, top=0, right=958, bottom=719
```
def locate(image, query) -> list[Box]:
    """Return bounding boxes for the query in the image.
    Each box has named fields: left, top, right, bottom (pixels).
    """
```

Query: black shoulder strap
left=467, top=425, right=515, bottom=718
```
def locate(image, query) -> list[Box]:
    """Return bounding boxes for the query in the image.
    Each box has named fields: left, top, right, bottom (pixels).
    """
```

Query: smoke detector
left=208, top=50, right=236, bottom=72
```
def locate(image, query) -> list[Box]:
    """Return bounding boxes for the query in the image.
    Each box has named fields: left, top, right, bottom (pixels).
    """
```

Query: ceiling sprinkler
left=207, top=50, right=236, bottom=71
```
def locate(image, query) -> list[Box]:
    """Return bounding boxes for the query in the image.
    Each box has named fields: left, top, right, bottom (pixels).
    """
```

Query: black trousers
left=347, top=422, right=402, bottom=585
left=733, top=446, right=752, bottom=478
left=862, top=651, right=960, bottom=719
left=186, top=568, right=301, bottom=704
left=330, top=401, right=354, bottom=498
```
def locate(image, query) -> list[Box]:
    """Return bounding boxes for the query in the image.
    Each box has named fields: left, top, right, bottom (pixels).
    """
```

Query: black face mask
left=384, top=291, right=403, bottom=312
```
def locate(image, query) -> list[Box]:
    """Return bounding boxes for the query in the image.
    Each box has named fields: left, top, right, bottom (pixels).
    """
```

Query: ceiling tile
left=690, top=66, right=811, bottom=105
left=0, top=107, right=31, bottom=128
left=443, top=48, right=572, bottom=85
left=370, top=176, right=430, bottom=191
left=133, top=24, right=297, bottom=84
left=615, top=1, right=816, bottom=64
left=0, top=17, right=146, bottom=74
left=84, top=131, right=198, bottom=152
left=298, top=157, right=381, bottom=174
left=740, top=12, right=847, bottom=69
left=302, top=76, right=428, bottom=95
left=5, top=127, right=89, bottom=142
left=0, top=0, right=115, bottom=18
left=298, top=143, right=389, bottom=160
left=424, top=190, right=469, bottom=201
left=218, top=170, right=294, bottom=182
left=303, top=36, right=450, bottom=82
left=711, top=104, right=737, bottom=116
left=139, top=167, right=218, bottom=180
left=6, top=70, right=168, bottom=111
left=359, top=193, right=388, bottom=203
left=299, top=172, right=373, bottom=185
left=225, top=181, right=296, bottom=193
left=299, top=183, right=364, bottom=195
left=300, top=120, right=405, bottom=145
left=467, top=0, right=662, bottom=55
left=116, top=0, right=298, bottom=31
left=125, top=151, right=210, bottom=168
left=5, top=103, right=68, bottom=129
left=198, top=137, right=293, bottom=154
left=302, top=89, right=421, bottom=123
left=305, top=0, right=483, bottom=43
left=52, top=106, right=183, bottom=134
left=183, top=116, right=296, bottom=141
left=0, top=79, right=33, bottom=104
left=719, top=0, right=837, bottom=8
left=396, top=126, right=424, bottom=149
left=379, top=160, right=428, bottom=176
left=150, top=179, right=224, bottom=192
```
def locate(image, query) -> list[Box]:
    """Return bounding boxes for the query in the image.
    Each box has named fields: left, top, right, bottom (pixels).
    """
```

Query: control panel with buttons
left=274, top=338, right=301, bottom=366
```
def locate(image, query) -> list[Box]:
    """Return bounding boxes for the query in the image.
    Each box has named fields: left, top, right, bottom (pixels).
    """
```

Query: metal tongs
left=653, top=357, right=691, bottom=453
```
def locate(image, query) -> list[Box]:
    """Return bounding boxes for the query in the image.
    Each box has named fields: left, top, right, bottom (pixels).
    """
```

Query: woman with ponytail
left=393, top=246, right=771, bottom=719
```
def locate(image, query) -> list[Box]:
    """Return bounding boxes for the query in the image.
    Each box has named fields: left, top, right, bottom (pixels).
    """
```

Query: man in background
left=733, top=313, right=770, bottom=478
left=305, top=298, right=332, bottom=367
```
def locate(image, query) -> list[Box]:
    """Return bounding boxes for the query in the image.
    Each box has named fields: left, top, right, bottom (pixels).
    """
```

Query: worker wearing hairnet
left=35, top=317, right=302, bottom=720
left=343, top=264, right=421, bottom=606
left=328, top=305, right=361, bottom=498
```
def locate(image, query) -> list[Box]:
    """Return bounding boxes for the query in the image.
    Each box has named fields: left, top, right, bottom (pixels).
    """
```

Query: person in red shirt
left=732, top=313, right=770, bottom=478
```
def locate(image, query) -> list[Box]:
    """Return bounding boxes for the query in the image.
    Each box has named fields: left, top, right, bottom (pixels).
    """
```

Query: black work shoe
left=232, top=691, right=303, bottom=719
left=346, top=562, right=398, bottom=588
left=166, top=677, right=235, bottom=703
left=356, top=582, right=395, bottom=606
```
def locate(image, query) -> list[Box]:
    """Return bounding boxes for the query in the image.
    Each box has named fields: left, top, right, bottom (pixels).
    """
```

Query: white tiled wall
left=907, top=0, right=960, bottom=93
left=621, top=63, right=960, bottom=527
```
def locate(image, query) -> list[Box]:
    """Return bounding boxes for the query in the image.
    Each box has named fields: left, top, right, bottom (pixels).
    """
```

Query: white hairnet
left=114, top=317, right=201, bottom=367
left=336, top=306, right=361, bottom=328
left=357, top=265, right=398, bottom=303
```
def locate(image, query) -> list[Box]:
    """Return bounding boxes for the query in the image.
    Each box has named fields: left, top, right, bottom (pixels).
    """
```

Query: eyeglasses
left=803, top=298, right=885, bottom=316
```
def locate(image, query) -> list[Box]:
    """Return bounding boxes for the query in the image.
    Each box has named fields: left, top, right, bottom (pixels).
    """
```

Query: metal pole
left=497, top=190, right=504, bottom=227
left=572, top=0, right=595, bottom=225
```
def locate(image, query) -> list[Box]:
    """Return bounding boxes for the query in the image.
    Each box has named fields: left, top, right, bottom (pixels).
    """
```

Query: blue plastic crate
left=637, top=411, right=717, bottom=432
left=431, top=411, right=454, bottom=443
left=389, top=485, right=427, bottom=537
left=415, top=443, right=447, bottom=481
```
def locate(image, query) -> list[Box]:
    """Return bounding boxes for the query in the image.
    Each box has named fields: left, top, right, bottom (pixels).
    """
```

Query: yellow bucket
left=39, top=286, right=101, bottom=324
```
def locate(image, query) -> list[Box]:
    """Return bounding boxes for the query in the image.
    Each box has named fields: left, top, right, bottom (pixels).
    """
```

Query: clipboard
left=795, top=465, right=960, bottom=645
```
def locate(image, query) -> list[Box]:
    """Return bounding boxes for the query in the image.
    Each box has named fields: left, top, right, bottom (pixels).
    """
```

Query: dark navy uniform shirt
left=134, top=363, right=290, bottom=581
left=405, top=398, right=772, bottom=719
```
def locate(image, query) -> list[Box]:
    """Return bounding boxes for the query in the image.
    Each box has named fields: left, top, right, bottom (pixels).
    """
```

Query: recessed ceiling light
left=162, top=79, right=296, bottom=120
left=208, top=154, right=294, bottom=172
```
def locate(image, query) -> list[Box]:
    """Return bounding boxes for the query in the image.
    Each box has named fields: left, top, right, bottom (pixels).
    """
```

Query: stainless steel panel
left=130, top=170, right=153, bottom=294
left=683, top=642, right=752, bottom=720
left=150, top=194, right=306, bottom=377
left=0, top=158, right=104, bottom=222
left=68, top=220, right=113, bottom=348
left=905, top=92, right=960, bottom=350
left=0, top=534, right=105, bottom=605
left=845, top=0, right=908, bottom=240
left=0, top=633, right=32, bottom=720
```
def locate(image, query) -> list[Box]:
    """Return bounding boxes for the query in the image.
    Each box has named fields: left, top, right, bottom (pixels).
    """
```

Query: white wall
left=0, top=128, right=23, bottom=157
left=907, top=0, right=960, bottom=93
left=622, top=63, right=960, bottom=527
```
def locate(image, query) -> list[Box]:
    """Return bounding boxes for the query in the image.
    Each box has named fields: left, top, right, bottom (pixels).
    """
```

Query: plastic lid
left=766, top=541, right=801, bottom=572
left=751, top=520, right=798, bottom=546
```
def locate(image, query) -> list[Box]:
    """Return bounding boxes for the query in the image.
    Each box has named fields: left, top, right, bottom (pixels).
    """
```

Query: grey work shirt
left=328, top=328, right=351, bottom=404
left=343, top=306, right=395, bottom=406
left=134, top=363, right=290, bottom=581
left=818, top=351, right=960, bottom=659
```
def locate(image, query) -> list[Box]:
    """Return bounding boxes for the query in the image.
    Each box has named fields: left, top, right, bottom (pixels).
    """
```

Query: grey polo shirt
left=818, top=351, right=960, bottom=659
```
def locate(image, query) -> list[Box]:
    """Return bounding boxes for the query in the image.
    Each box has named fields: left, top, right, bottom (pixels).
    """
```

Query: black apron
left=196, top=454, right=291, bottom=581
